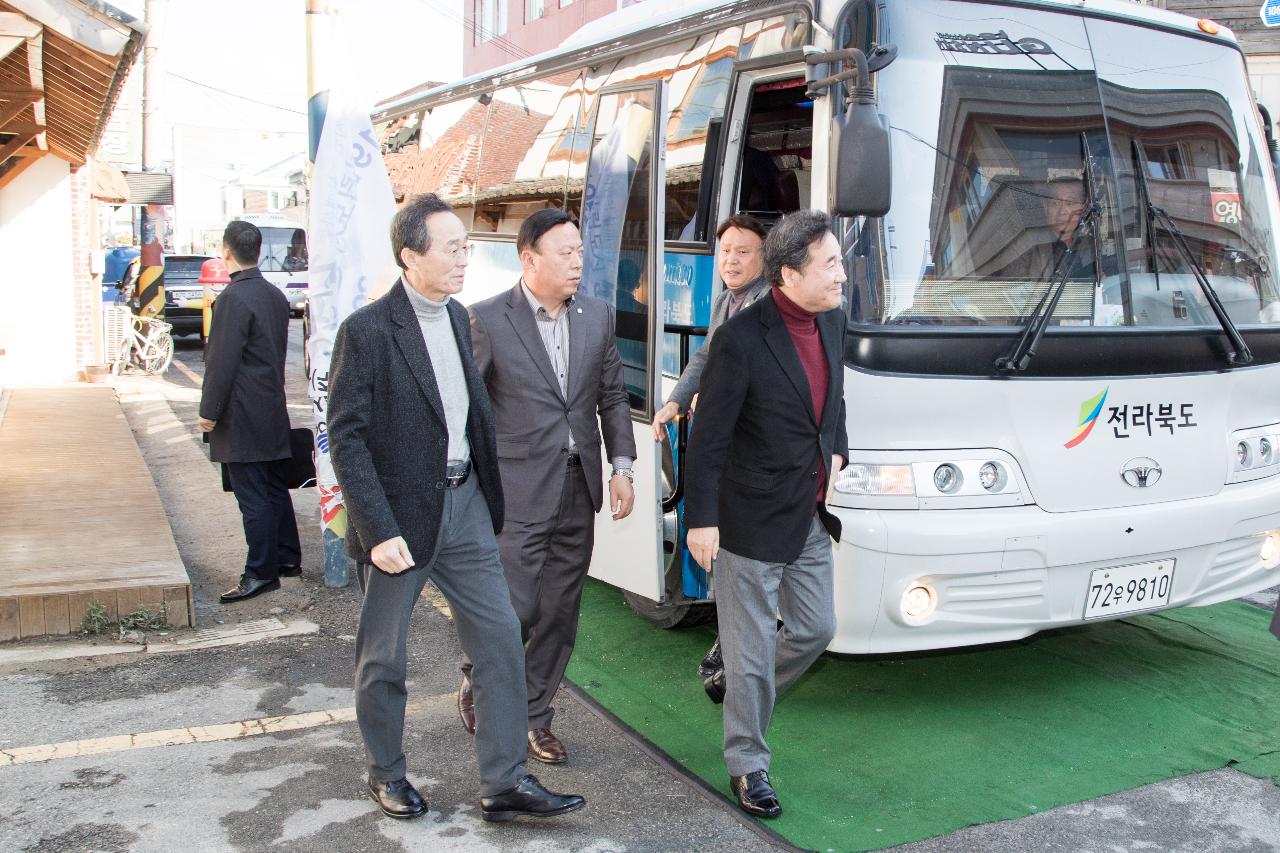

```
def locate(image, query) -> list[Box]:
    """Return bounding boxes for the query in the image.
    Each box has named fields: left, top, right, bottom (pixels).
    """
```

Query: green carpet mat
left=566, top=579, right=1280, bottom=852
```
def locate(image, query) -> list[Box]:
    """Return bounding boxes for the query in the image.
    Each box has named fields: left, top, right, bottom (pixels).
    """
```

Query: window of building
left=1144, top=143, right=1188, bottom=180
left=526, top=0, right=545, bottom=24
left=475, top=0, right=507, bottom=45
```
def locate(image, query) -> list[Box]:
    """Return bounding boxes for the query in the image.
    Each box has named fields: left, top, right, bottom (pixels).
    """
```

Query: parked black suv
left=162, top=254, right=212, bottom=337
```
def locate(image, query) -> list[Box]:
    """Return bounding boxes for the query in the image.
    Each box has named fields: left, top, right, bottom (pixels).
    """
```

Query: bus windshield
left=842, top=0, right=1280, bottom=331
left=257, top=226, right=308, bottom=273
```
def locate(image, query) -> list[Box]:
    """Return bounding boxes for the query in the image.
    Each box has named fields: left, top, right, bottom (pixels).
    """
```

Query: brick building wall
left=464, top=0, right=617, bottom=76
left=243, top=189, right=269, bottom=215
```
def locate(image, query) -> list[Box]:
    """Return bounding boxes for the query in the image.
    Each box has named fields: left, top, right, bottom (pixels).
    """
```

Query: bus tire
left=623, top=591, right=716, bottom=629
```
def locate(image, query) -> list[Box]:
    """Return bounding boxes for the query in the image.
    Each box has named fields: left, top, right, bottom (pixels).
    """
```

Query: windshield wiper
left=1130, top=140, right=1253, bottom=366
left=994, top=203, right=1102, bottom=373
left=996, top=133, right=1105, bottom=373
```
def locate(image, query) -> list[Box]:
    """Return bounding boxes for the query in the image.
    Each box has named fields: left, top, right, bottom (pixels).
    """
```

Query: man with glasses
left=328, top=194, right=585, bottom=822
left=457, top=208, right=636, bottom=766
left=684, top=209, right=849, bottom=819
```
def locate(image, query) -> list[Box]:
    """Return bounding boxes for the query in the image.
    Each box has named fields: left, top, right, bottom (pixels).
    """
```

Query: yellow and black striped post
left=136, top=203, right=166, bottom=318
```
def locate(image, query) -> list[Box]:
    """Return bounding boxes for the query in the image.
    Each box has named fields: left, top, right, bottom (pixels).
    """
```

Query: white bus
left=374, top=0, right=1280, bottom=653
left=240, top=213, right=309, bottom=316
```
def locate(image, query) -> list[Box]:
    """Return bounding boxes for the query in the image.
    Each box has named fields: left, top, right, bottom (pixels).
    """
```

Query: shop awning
left=90, top=155, right=128, bottom=202
left=0, top=0, right=145, bottom=183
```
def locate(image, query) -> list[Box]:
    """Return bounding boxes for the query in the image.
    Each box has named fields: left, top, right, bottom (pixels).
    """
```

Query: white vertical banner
left=581, top=98, right=653, bottom=303
left=307, top=81, right=397, bottom=585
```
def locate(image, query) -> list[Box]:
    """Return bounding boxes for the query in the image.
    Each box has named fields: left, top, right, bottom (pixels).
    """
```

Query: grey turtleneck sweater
left=403, top=282, right=470, bottom=465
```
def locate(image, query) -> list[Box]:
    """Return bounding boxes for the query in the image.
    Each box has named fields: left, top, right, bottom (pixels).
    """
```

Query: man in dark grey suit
left=457, top=208, right=636, bottom=765
left=327, top=194, right=585, bottom=822
left=198, top=220, right=301, bottom=603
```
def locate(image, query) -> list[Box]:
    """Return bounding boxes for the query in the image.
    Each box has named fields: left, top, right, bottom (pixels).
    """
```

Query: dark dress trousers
left=464, top=282, right=637, bottom=730
left=327, top=280, right=528, bottom=795
left=199, top=267, right=299, bottom=581
left=683, top=292, right=850, bottom=563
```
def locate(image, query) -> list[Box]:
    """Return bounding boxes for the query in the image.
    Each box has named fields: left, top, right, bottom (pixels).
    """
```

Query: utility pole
left=137, top=0, right=169, bottom=319
left=305, top=0, right=349, bottom=589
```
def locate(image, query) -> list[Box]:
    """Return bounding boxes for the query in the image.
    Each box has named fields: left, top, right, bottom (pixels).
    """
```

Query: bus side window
left=471, top=72, right=583, bottom=236
left=733, top=77, right=812, bottom=226
left=665, top=49, right=734, bottom=243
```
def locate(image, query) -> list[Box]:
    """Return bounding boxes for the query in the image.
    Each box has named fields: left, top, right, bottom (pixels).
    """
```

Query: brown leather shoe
left=527, top=728, right=567, bottom=764
left=457, top=675, right=476, bottom=735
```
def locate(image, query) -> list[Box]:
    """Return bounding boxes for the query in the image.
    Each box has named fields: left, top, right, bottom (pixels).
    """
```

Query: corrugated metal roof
left=123, top=170, right=172, bottom=205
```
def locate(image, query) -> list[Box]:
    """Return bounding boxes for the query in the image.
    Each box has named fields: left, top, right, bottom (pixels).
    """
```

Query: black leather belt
left=564, top=449, right=582, bottom=467
left=444, top=461, right=470, bottom=487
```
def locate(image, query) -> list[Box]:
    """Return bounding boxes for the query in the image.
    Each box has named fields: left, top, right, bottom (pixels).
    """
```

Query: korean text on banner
left=307, top=86, right=397, bottom=553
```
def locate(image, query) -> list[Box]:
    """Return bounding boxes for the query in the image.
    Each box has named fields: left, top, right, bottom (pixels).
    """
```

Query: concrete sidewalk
left=0, top=385, right=191, bottom=640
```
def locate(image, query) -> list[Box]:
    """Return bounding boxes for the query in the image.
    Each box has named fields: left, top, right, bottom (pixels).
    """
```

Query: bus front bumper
left=827, top=477, right=1280, bottom=654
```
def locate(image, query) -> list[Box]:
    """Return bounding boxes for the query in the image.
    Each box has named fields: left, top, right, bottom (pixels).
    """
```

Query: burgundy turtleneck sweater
left=772, top=288, right=829, bottom=500
left=772, top=288, right=827, bottom=421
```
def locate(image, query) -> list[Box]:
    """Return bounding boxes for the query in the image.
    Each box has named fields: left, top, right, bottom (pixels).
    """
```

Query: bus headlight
left=901, top=583, right=937, bottom=622
left=1261, top=531, right=1280, bottom=569
left=1227, top=425, right=1280, bottom=483
left=933, top=464, right=962, bottom=494
left=979, top=461, right=1006, bottom=491
left=834, top=463, right=915, bottom=496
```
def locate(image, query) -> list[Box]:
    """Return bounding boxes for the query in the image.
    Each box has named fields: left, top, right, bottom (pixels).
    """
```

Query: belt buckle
left=445, top=462, right=469, bottom=487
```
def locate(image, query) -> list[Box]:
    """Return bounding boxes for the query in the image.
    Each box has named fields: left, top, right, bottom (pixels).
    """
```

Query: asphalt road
left=1, top=319, right=1279, bottom=852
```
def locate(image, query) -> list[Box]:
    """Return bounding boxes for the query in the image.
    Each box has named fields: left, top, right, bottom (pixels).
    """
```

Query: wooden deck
left=0, top=386, right=191, bottom=640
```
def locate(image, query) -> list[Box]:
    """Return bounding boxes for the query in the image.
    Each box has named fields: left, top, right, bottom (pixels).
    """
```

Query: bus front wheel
left=623, top=590, right=715, bottom=629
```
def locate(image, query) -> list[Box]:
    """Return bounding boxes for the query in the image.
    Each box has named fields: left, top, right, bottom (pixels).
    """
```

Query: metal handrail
left=660, top=323, right=708, bottom=513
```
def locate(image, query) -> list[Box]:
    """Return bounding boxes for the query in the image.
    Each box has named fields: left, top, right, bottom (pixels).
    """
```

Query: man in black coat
left=684, top=209, right=849, bottom=820
left=327, top=193, right=585, bottom=822
left=198, top=220, right=300, bottom=603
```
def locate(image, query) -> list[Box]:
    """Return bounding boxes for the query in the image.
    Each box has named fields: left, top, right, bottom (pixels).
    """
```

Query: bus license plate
left=1083, top=559, right=1174, bottom=619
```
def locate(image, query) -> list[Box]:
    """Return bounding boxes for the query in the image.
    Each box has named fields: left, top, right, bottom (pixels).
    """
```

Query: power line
left=409, top=0, right=532, bottom=63
left=166, top=71, right=307, bottom=115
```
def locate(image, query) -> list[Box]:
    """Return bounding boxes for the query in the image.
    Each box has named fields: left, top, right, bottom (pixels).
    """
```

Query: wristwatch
left=612, top=467, right=635, bottom=482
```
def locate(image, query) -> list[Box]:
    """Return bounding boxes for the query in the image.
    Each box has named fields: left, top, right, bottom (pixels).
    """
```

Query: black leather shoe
left=731, top=770, right=781, bottom=819
left=278, top=563, right=302, bottom=578
left=698, top=635, right=723, bottom=678
left=703, top=668, right=725, bottom=705
left=219, top=576, right=280, bottom=603
left=480, top=774, right=585, bottom=822
left=366, top=777, right=427, bottom=819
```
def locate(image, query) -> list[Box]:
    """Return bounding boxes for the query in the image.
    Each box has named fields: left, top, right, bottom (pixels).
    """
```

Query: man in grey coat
left=328, top=194, right=584, bottom=823
left=458, top=208, right=637, bottom=765
left=651, top=214, right=770, bottom=437
left=650, top=214, right=770, bottom=677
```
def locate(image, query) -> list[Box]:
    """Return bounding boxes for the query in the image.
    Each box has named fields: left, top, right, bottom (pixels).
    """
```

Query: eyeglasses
left=441, top=242, right=475, bottom=261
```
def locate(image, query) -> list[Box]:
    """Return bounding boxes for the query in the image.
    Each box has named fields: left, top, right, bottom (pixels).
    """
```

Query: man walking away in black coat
left=198, top=220, right=301, bottom=603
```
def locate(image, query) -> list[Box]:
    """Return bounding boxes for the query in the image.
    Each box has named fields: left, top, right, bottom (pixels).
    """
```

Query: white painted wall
left=1248, top=54, right=1280, bottom=134
left=0, top=156, right=77, bottom=387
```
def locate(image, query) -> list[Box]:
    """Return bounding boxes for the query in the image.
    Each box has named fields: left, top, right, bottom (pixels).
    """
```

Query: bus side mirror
left=832, top=99, right=891, bottom=217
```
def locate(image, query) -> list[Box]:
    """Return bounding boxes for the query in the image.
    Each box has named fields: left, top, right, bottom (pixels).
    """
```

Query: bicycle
left=111, top=311, right=174, bottom=375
